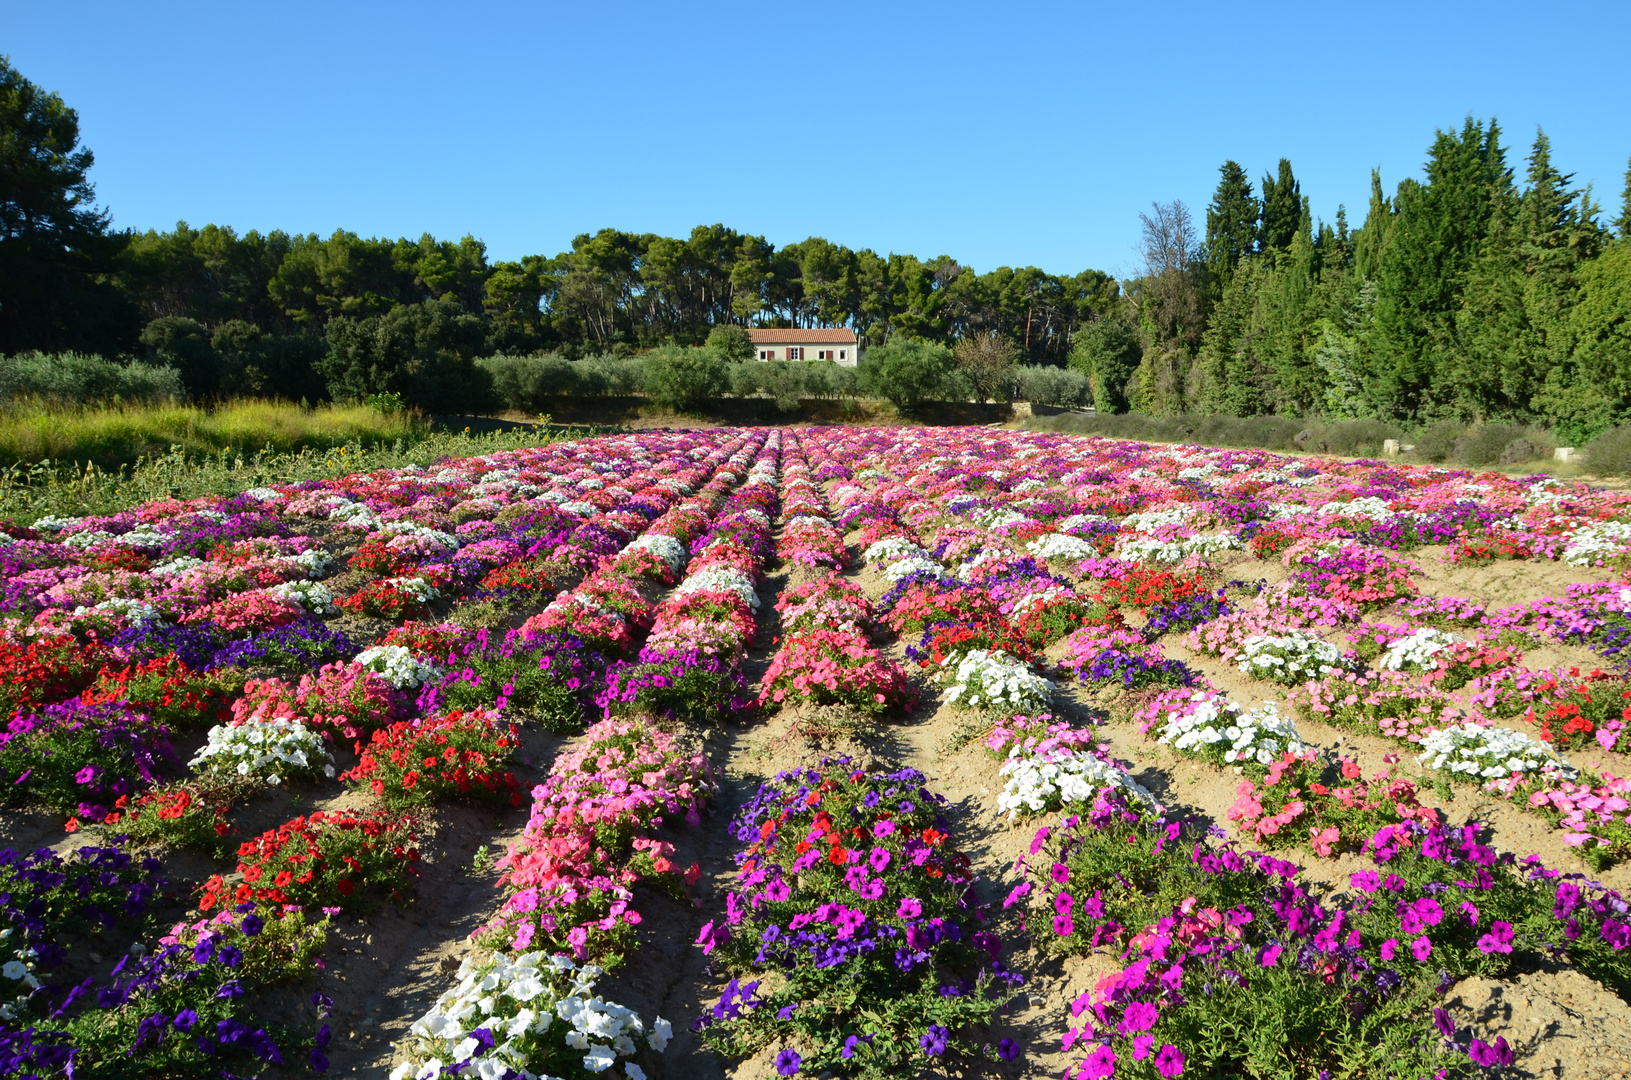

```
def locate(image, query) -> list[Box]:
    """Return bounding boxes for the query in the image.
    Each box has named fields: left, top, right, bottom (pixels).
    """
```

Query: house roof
left=747, top=328, right=857, bottom=344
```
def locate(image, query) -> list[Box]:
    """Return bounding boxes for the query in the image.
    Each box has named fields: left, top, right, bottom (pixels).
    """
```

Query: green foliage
left=1259, top=157, right=1303, bottom=253
left=857, top=338, right=953, bottom=409
left=1068, top=315, right=1141, bottom=413
left=0, top=56, right=136, bottom=357
left=0, top=398, right=427, bottom=472
left=139, top=316, right=218, bottom=397
left=0, top=416, right=592, bottom=520
left=0, top=352, right=182, bottom=403
left=1585, top=424, right=1631, bottom=475
left=318, top=298, right=495, bottom=412
left=477, top=352, right=578, bottom=410
left=1013, top=364, right=1093, bottom=408
left=705, top=323, right=755, bottom=361
left=640, top=345, right=727, bottom=412
left=1573, top=242, right=1631, bottom=410
left=1204, top=160, right=1261, bottom=293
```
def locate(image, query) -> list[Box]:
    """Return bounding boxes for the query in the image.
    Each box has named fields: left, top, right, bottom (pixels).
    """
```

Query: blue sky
left=6, top=0, right=1629, bottom=280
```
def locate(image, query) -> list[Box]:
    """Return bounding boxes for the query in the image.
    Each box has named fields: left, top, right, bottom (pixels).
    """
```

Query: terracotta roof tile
left=747, top=328, right=857, bottom=344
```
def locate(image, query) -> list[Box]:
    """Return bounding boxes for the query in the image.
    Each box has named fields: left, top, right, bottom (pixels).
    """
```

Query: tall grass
left=0, top=399, right=427, bottom=472
left=0, top=421, right=614, bottom=522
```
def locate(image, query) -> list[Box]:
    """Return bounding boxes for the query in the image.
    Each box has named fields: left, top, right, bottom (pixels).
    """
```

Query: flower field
left=3, top=425, right=1631, bottom=1078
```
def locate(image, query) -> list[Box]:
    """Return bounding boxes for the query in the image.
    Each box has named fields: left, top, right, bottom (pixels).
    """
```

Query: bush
left=318, top=298, right=496, bottom=412
left=858, top=338, right=953, bottom=409
left=1585, top=424, right=1631, bottom=475
left=0, top=351, right=182, bottom=403
left=575, top=352, right=645, bottom=396
left=641, top=345, right=727, bottom=412
left=705, top=324, right=754, bottom=362
left=1067, top=314, right=1142, bottom=413
left=1407, top=419, right=1466, bottom=463
left=1014, top=365, right=1092, bottom=408
left=952, top=334, right=1018, bottom=403
left=477, top=352, right=577, bottom=410
left=1449, top=422, right=1538, bottom=467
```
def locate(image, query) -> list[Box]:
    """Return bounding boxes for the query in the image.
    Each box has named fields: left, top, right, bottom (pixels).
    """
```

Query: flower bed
left=694, top=758, right=1024, bottom=1076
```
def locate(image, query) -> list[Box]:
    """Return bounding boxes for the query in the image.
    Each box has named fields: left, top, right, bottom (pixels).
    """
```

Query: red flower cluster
left=342, top=708, right=522, bottom=807
left=1096, top=567, right=1208, bottom=610
left=0, top=635, right=105, bottom=718
left=200, top=808, right=419, bottom=913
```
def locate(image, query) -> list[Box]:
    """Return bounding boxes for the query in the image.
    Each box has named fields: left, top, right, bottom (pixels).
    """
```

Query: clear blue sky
left=5, top=0, right=1629, bottom=280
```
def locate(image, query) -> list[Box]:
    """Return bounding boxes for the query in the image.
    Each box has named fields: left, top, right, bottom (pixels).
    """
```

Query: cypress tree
left=1259, top=159, right=1302, bottom=253
left=1204, top=161, right=1260, bottom=296
left=1367, top=117, right=1513, bottom=418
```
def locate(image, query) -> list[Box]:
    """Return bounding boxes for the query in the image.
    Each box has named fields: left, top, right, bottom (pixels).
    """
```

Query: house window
left=759, top=350, right=774, bottom=361
left=839, top=349, right=847, bottom=360
left=788, top=347, right=803, bottom=360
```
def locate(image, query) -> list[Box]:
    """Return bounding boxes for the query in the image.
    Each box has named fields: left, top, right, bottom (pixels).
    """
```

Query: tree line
left=3, top=55, right=1630, bottom=436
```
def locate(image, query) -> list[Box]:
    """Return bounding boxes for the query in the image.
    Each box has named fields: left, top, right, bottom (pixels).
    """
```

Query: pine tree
left=1204, top=161, right=1260, bottom=296
left=1259, top=159, right=1302, bottom=253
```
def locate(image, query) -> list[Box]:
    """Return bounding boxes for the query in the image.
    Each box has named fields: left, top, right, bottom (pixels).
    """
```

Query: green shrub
left=641, top=345, right=727, bottom=412
left=705, top=324, right=754, bottom=362
left=0, top=351, right=183, bottom=403
left=857, top=338, right=953, bottom=409
left=477, top=352, right=577, bottom=410
left=1014, top=365, right=1093, bottom=408
left=575, top=353, right=645, bottom=396
left=318, top=299, right=496, bottom=412
left=1585, top=424, right=1631, bottom=475
left=1407, top=420, right=1466, bottom=463
left=1067, top=315, right=1142, bottom=413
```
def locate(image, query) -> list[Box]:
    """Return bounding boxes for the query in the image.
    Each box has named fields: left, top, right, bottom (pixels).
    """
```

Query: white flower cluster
left=1026, top=533, right=1100, bottom=562
left=997, top=749, right=1159, bottom=820
left=1319, top=496, right=1397, bottom=522
left=940, top=649, right=1053, bottom=714
left=1564, top=521, right=1631, bottom=566
left=970, top=507, right=1031, bottom=531
left=395, top=952, right=668, bottom=1080
left=74, top=597, right=162, bottom=625
left=1008, top=584, right=1078, bottom=619
left=378, top=521, right=461, bottom=553
left=382, top=576, right=441, bottom=603
left=1119, top=506, right=1197, bottom=532
left=1417, top=723, right=1577, bottom=782
left=1377, top=627, right=1461, bottom=672
left=31, top=514, right=83, bottom=533
left=1236, top=630, right=1344, bottom=685
left=354, top=644, right=442, bottom=688
left=266, top=580, right=339, bottom=616
left=1115, top=532, right=1241, bottom=564
left=278, top=548, right=334, bottom=578
left=626, top=534, right=687, bottom=576
left=242, top=487, right=284, bottom=502
left=884, top=556, right=946, bottom=582
left=560, top=501, right=599, bottom=517
left=152, top=555, right=205, bottom=577
left=328, top=499, right=380, bottom=531
left=863, top=537, right=928, bottom=565
left=1156, top=695, right=1308, bottom=767
left=190, top=716, right=335, bottom=784
left=673, top=566, right=760, bottom=609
